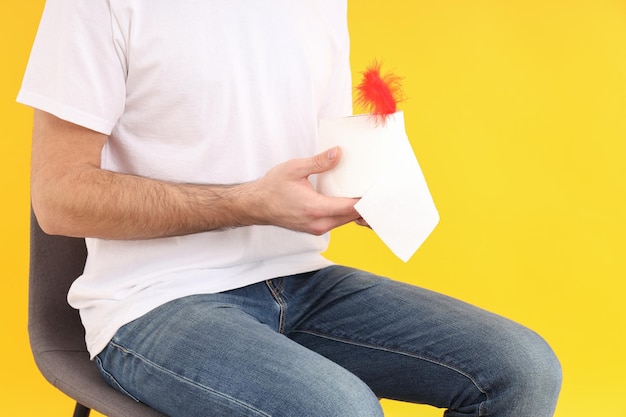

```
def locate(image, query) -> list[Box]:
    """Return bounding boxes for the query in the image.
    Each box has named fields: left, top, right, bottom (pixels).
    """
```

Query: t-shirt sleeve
left=17, top=0, right=126, bottom=135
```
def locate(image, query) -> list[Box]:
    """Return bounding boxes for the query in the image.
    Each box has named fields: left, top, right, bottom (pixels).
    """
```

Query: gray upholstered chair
left=28, top=209, right=167, bottom=417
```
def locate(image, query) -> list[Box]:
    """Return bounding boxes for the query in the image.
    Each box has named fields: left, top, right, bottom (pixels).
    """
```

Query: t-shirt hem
left=17, top=89, right=116, bottom=135
left=84, top=256, right=335, bottom=359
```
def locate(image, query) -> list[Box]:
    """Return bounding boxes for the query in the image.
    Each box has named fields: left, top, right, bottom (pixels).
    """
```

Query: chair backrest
left=28, top=209, right=166, bottom=417
left=28, top=209, right=89, bottom=357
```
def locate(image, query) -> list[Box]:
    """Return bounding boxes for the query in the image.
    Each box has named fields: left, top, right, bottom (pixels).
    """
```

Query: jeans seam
left=292, top=329, right=490, bottom=400
left=264, top=279, right=286, bottom=334
left=95, top=355, right=141, bottom=402
left=108, top=341, right=272, bottom=417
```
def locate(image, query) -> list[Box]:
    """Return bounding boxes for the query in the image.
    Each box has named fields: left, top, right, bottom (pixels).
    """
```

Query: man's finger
left=295, top=146, right=342, bottom=177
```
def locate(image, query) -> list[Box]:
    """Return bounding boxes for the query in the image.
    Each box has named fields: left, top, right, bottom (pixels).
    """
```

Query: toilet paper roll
left=317, top=111, right=439, bottom=262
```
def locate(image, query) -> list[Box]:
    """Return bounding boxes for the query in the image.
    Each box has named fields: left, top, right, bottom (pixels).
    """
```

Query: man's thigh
left=96, top=293, right=383, bottom=417
left=284, top=266, right=561, bottom=417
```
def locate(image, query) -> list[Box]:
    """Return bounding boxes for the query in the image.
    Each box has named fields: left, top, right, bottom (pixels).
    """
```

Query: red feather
left=355, top=61, right=404, bottom=124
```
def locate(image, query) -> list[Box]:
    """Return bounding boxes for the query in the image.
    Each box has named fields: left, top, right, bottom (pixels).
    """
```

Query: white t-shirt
left=18, top=0, right=352, bottom=358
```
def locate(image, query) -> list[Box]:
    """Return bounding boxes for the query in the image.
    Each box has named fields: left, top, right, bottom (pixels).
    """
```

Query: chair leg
left=73, top=402, right=91, bottom=417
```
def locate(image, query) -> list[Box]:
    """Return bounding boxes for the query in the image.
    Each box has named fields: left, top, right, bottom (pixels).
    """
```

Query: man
left=19, top=1, right=561, bottom=416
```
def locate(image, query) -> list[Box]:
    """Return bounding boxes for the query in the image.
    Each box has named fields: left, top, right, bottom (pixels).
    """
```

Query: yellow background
left=1, top=1, right=624, bottom=416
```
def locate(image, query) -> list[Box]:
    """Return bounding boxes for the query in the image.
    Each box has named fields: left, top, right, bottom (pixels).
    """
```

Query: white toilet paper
left=317, top=112, right=439, bottom=262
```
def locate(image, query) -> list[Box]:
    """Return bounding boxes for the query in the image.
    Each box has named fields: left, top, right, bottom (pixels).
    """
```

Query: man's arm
left=31, top=110, right=361, bottom=239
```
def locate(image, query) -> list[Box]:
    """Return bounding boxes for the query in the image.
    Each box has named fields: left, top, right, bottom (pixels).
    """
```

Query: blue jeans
left=95, top=265, right=561, bottom=416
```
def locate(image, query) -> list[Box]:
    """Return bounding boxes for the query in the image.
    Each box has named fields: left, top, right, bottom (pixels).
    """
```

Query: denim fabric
left=96, top=265, right=561, bottom=417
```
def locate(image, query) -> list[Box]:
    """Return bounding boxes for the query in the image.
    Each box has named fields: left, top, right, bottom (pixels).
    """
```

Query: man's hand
left=245, top=147, right=362, bottom=235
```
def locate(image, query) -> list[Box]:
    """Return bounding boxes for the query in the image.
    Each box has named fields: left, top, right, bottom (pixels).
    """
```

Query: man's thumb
left=305, top=146, right=342, bottom=176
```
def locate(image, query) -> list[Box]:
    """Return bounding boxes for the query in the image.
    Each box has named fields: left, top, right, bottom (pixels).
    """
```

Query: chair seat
left=29, top=208, right=166, bottom=417
left=35, top=350, right=167, bottom=417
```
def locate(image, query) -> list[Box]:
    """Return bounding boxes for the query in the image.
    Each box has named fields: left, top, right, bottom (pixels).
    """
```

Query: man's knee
left=488, top=328, right=562, bottom=416
left=508, top=329, right=562, bottom=394
left=295, top=368, right=384, bottom=417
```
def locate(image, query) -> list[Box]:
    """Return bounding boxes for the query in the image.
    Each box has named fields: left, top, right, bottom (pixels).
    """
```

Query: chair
left=28, top=209, right=167, bottom=417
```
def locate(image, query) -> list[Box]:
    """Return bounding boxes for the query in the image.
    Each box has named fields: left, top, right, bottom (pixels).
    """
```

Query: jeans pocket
left=95, top=353, right=141, bottom=403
